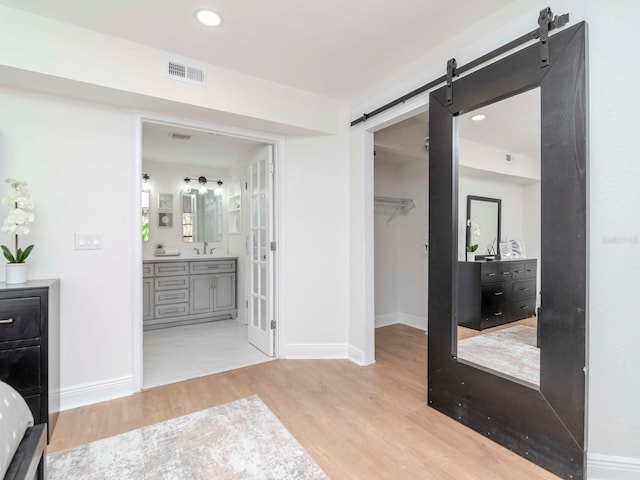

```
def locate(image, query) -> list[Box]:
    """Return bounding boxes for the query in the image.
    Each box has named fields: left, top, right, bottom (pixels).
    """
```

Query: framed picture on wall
left=158, top=193, right=173, bottom=210
left=158, top=212, right=173, bottom=228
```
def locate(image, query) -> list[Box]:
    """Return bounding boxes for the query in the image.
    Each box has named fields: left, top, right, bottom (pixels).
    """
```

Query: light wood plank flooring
left=50, top=324, right=558, bottom=479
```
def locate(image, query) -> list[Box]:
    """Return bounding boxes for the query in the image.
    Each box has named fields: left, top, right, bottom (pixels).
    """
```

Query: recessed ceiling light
left=471, top=114, right=486, bottom=121
left=195, top=9, right=222, bottom=27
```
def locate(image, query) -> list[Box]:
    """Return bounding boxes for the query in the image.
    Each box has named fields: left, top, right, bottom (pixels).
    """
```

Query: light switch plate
left=75, top=232, right=103, bottom=250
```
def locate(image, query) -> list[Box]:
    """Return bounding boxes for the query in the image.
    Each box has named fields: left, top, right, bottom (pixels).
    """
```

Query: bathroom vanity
left=143, top=256, right=237, bottom=330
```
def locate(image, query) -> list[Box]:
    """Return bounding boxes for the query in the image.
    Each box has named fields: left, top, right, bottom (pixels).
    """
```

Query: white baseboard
left=58, top=375, right=135, bottom=411
left=285, top=343, right=349, bottom=359
left=348, top=345, right=367, bottom=365
left=588, top=453, right=640, bottom=480
left=375, top=312, right=427, bottom=331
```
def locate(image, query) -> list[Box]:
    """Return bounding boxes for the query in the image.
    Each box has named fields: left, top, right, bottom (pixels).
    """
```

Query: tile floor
left=143, top=320, right=273, bottom=389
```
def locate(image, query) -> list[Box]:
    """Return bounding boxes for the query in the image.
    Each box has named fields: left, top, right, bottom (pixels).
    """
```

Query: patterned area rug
left=48, top=395, right=327, bottom=480
left=457, top=325, right=540, bottom=386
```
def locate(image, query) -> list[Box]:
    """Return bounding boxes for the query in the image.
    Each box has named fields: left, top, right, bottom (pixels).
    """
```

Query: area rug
left=48, top=395, right=327, bottom=480
left=457, top=325, right=540, bottom=386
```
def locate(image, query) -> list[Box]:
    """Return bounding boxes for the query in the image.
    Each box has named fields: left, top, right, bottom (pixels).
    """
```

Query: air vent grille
left=166, top=59, right=206, bottom=87
left=169, top=133, right=192, bottom=141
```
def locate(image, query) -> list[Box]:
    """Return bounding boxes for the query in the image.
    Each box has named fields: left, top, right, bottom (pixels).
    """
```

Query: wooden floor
left=50, top=324, right=558, bottom=479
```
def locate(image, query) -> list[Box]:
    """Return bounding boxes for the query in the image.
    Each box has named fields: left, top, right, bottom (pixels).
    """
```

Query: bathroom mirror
left=466, top=196, right=501, bottom=257
left=181, top=191, right=223, bottom=243
left=428, top=22, right=586, bottom=480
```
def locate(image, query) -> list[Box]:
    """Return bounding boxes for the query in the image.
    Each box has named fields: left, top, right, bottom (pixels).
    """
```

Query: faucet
left=209, top=247, right=216, bottom=254
left=203, top=241, right=208, bottom=255
left=193, top=247, right=200, bottom=255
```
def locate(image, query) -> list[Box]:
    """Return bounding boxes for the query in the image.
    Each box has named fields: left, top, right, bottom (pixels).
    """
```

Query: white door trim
left=131, top=111, right=287, bottom=392
left=352, top=95, right=430, bottom=365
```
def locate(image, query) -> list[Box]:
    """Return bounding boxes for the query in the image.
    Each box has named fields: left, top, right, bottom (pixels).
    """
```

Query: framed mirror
left=466, top=196, right=501, bottom=258
left=181, top=191, right=223, bottom=243
left=428, top=22, right=586, bottom=480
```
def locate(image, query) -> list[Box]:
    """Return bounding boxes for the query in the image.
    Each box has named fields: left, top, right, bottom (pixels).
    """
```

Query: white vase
left=466, top=252, right=476, bottom=262
left=6, top=263, right=27, bottom=284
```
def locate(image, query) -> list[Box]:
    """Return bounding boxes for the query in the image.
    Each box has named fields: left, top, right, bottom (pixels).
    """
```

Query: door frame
left=131, top=111, right=286, bottom=391
left=351, top=96, right=430, bottom=365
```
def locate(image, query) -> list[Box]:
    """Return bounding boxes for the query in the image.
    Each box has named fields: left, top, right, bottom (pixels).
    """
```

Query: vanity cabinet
left=0, top=280, right=60, bottom=442
left=143, top=258, right=237, bottom=330
left=457, top=259, right=537, bottom=330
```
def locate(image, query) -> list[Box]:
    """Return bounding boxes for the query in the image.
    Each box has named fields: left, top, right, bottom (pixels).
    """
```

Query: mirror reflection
left=181, top=190, right=223, bottom=242
left=456, top=87, right=541, bottom=387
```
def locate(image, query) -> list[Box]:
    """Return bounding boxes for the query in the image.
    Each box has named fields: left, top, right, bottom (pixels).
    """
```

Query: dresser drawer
left=480, top=263, right=499, bottom=284
left=512, top=297, right=536, bottom=320
left=512, top=279, right=536, bottom=300
left=155, top=289, right=189, bottom=305
left=190, top=260, right=236, bottom=275
left=142, top=263, right=154, bottom=278
left=155, top=276, right=189, bottom=291
left=154, top=303, right=189, bottom=319
left=0, top=297, right=41, bottom=342
left=0, top=345, right=41, bottom=394
left=510, top=262, right=526, bottom=280
left=481, top=303, right=512, bottom=328
left=524, top=261, right=537, bottom=279
left=155, top=262, right=189, bottom=277
left=496, top=264, right=512, bottom=281
left=482, top=283, right=511, bottom=305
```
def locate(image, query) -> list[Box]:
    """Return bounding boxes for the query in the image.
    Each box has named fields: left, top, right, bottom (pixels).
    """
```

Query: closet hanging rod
left=374, top=196, right=415, bottom=208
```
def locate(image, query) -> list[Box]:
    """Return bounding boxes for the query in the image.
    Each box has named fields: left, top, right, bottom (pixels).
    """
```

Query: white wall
left=374, top=155, right=428, bottom=330
left=0, top=86, right=135, bottom=401
left=583, top=0, right=640, bottom=473
left=284, top=128, right=351, bottom=352
left=141, top=160, right=229, bottom=257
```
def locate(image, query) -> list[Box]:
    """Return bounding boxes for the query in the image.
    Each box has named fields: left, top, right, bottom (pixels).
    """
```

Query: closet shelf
left=374, top=196, right=416, bottom=225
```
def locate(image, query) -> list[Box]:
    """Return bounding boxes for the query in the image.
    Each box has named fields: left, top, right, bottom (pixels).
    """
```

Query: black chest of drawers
left=0, top=279, right=60, bottom=442
left=457, top=260, right=537, bottom=330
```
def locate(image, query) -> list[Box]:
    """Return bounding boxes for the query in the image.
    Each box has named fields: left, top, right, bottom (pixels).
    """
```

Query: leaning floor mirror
left=428, top=22, right=587, bottom=480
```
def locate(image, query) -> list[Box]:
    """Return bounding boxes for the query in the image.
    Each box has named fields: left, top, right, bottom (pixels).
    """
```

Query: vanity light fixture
left=198, top=176, right=208, bottom=195
left=183, top=177, right=192, bottom=193
left=195, top=9, right=222, bottom=27
left=214, top=180, right=223, bottom=197
left=142, top=173, right=150, bottom=192
left=471, top=114, right=486, bottom=121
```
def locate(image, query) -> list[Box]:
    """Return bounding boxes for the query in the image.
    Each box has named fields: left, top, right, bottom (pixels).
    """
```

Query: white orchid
left=2, top=179, right=35, bottom=264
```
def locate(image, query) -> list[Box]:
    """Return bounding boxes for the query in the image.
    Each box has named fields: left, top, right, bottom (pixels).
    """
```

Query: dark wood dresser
left=0, top=279, right=60, bottom=442
left=457, top=260, right=537, bottom=330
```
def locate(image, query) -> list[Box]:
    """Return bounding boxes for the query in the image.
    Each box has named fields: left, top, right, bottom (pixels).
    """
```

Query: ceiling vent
left=165, top=59, right=206, bottom=87
left=169, top=132, right=192, bottom=141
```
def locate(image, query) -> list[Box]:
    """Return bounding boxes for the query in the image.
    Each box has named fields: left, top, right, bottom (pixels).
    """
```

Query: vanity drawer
left=480, top=263, right=499, bottom=284
left=512, top=297, right=536, bottom=320
left=0, top=345, right=41, bottom=394
left=155, top=289, right=189, bottom=305
left=142, top=263, right=154, bottom=278
left=155, top=262, right=189, bottom=277
left=155, top=276, right=189, bottom=291
left=154, top=303, right=189, bottom=319
left=0, top=297, right=41, bottom=342
left=512, top=279, right=536, bottom=300
left=190, top=260, right=236, bottom=274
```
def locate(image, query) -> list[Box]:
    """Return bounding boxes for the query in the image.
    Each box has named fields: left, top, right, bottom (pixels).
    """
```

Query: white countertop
left=143, top=254, right=238, bottom=262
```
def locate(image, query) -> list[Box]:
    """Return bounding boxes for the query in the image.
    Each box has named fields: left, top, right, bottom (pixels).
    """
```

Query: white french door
left=247, top=146, right=274, bottom=356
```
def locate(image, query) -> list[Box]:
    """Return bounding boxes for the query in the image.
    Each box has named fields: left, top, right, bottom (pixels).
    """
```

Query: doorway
left=135, top=118, right=281, bottom=389
left=373, top=112, right=429, bottom=341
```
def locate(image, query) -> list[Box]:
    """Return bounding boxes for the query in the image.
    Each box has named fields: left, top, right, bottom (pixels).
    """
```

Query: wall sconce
left=142, top=173, right=150, bottom=192
left=183, top=177, right=192, bottom=193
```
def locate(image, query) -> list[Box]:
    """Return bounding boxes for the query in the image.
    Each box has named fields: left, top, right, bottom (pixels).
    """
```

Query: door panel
left=190, top=275, right=214, bottom=315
